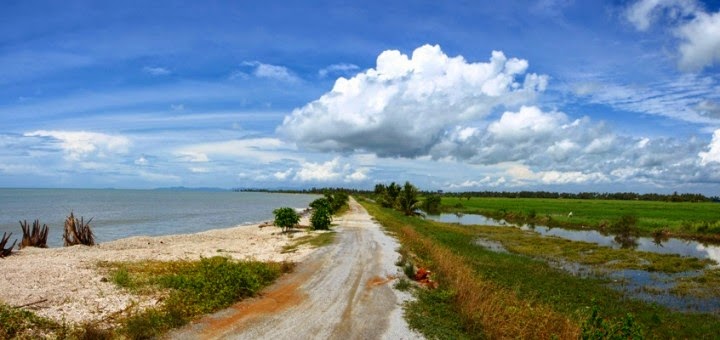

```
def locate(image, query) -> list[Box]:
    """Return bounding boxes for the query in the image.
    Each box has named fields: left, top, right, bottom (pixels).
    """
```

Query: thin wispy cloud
left=143, top=66, right=171, bottom=76
left=318, top=63, right=360, bottom=78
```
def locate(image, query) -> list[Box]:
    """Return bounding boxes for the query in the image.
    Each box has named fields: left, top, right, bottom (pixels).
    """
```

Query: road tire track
left=169, top=197, right=421, bottom=339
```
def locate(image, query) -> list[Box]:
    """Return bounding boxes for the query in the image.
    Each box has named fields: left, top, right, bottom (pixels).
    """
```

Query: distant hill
left=153, top=186, right=228, bottom=192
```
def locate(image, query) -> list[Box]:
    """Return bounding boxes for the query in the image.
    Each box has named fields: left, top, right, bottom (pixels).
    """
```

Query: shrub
left=63, top=212, right=95, bottom=246
left=19, top=220, right=49, bottom=249
left=310, top=198, right=331, bottom=211
left=273, top=207, right=300, bottom=233
left=310, top=207, right=332, bottom=230
left=421, top=195, right=442, bottom=214
left=581, top=300, right=644, bottom=339
left=0, top=232, right=16, bottom=257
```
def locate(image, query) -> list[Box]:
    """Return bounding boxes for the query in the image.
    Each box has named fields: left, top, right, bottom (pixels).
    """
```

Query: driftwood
left=1, top=232, right=17, bottom=258
left=63, top=212, right=95, bottom=246
left=13, top=299, right=47, bottom=308
left=20, top=219, right=49, bottom=249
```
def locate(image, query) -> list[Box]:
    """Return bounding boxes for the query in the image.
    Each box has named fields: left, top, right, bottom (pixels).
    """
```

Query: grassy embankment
left=360, top=199, right=720, bottom=339
left=441, top=197, right=720, bottom=240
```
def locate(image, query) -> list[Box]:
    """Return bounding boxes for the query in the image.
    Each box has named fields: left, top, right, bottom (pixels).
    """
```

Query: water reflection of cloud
left=696, top=243, right=720, bottom=264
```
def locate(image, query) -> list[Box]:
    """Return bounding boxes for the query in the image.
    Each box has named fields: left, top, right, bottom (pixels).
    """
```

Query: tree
left=310, top=197, right=331, bottom=211
left=382, top=182, right=401, bottom=208
left=273, top=207, right=300, bottom=233
left=398, top=181, right=421, bottom=216
left=421, top=194, right=442, bottom=214
left=311, top=206, right=332, bottom=230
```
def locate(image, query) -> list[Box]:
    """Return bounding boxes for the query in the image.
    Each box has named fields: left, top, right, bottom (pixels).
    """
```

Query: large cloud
left=625, top=0, right=720, bottom=71
left=676, top=10, right=720, bottom=71
left=278, top=44, right=547, bottom=157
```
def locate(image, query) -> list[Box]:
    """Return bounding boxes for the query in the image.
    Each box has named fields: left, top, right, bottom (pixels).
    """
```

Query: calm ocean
left=0, top=189, right=320, bottom=248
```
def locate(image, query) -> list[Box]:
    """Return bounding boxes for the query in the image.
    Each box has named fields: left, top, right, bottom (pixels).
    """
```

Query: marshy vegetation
left=359, top=197, right=720, bottom=338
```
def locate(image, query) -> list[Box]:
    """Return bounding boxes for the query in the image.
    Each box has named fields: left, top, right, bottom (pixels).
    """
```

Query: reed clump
left=19, top=220, right=49, bottom=249
left=1, top=232, right=16, bottom=257
left=63, top=212, right=95, bottom=246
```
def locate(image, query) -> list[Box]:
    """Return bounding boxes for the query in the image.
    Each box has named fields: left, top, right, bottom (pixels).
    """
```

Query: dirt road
left=169, top=197, right=421, bottom=339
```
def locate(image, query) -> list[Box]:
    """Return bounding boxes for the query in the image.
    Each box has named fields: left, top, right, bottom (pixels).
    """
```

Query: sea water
left=0, top=189, right=320, bottom=248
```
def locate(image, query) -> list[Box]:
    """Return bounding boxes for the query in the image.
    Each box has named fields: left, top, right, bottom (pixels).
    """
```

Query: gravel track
left=169, top=197, right=421, bottom=339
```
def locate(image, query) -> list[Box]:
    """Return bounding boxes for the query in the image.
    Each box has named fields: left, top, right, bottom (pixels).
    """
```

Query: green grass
left=7, top=234, right=325, bottom=338
left=108, top=256, right=293, bottom=338
left=442, top=197, right=720, bottom=238
left=281, top=231, right=336, bottom=253
left=362, top=199, right=720, bottom=339
left=404, top=288, right=477, bottom=340
left=0, top=303, right=64, bottom=339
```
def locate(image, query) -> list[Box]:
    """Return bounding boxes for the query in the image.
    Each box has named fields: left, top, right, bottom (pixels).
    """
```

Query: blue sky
left=2, top=0, right=720, bottom=194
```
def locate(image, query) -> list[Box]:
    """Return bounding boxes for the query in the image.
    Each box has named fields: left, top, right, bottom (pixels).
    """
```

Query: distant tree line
left=236, top=187, right=718, bottom=203
left=442, top=191, right=719, bottom=203
left=234, top=187, right=372, bottom=195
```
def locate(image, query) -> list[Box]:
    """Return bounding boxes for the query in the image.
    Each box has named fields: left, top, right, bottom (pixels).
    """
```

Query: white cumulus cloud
left=279, top=44, right=548, bottom=157
left=625, top=0, right=720, bottom=71
left=676, top=10, right=720, bottom=71
left=292, top=157, right=369, bottom=182
left=699, top=129, right=720, bottom=165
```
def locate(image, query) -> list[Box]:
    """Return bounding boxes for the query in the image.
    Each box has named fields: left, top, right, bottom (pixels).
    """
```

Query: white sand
left=0, top=219, right=317, bottom=326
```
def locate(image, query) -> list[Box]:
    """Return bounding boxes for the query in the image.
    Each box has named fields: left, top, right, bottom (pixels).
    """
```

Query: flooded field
left=428, top=213, right=720, bottom=313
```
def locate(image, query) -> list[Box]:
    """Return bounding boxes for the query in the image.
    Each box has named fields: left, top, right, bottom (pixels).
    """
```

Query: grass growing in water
left=361, top=199, right=720, bottom=338
left=468, top=223, right=714, bottom=274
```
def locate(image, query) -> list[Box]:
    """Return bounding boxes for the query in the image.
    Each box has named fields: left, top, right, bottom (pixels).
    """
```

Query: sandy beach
left=0, top=218, right=318, bottom=326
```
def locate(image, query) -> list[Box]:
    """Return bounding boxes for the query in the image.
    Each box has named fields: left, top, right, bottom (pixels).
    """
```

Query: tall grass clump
left=19, top=219, right=49, bottom=249
left=0, top=232, right=16, bottom=257
left=63, top=212, right=95, bottom=246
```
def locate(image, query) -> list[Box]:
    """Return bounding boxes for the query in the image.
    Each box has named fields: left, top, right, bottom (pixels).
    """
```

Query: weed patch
left=99, top=256, right=293, bottom=338
left=281, top=231, right=335, bottom=253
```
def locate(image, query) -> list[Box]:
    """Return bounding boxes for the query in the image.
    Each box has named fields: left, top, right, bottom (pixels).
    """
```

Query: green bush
left=311, top=207, right=332, bottom=230
left=421, top=195, right=442, bottom=214
left=273, top=207, right=300, bottom=233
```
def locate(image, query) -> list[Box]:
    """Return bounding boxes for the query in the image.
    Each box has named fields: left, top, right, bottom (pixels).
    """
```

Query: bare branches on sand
left=1, top=232, right=17, bottom=257
left=63, top=212, right=95, bottom=246
left=20, top=220, right=49, bottom=249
